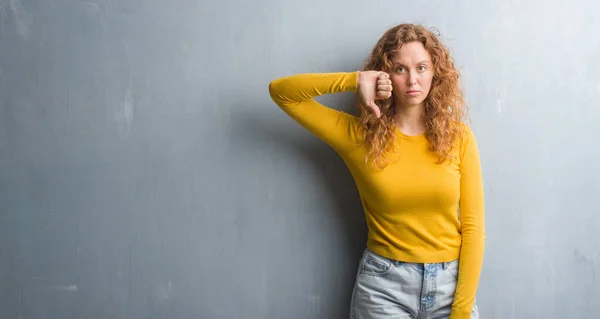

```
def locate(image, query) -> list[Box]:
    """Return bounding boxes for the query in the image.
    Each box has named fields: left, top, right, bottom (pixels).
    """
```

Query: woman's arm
left=450, top=126, right=486, bottom=319
left=268, top=72, right=364, bottom=153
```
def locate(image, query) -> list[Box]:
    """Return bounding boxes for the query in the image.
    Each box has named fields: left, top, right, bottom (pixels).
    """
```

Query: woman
left=269, top=23, right=485, bottom=319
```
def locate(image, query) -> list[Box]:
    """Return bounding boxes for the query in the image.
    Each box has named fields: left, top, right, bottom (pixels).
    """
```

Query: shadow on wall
left=232, top=97, right=368, bottom=317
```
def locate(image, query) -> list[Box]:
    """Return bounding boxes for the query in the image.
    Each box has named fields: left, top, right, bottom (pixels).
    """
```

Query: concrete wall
left=1, top=0, right=599, bottom=318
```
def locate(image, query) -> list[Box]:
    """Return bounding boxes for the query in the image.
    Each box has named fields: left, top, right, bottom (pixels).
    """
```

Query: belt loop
left=442, top=262, right=447, bottom=270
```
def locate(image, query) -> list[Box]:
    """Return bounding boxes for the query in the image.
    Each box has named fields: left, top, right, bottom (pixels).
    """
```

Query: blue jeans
left=350, top=248, right=479, bottom=319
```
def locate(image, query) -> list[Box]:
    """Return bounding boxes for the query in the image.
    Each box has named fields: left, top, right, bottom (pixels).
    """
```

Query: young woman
left=269, top=23, right=485, bottom=319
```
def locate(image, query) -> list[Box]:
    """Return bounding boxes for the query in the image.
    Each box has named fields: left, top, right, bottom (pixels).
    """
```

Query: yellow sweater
left=268, top=71, right=485, bottom=319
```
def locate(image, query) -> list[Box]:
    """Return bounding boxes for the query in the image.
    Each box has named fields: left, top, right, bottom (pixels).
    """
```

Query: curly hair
left=358, top=23, right=468, bottom=168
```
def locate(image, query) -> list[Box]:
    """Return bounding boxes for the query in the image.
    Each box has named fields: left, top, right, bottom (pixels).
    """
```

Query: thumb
left=368, top=101, right=381, bottom=118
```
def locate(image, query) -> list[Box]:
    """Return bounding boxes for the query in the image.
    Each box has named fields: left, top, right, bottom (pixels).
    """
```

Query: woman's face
left=389, top=41, right=434, bottom=109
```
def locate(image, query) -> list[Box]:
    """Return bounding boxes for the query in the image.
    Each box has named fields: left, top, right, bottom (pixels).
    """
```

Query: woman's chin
left=395, top=99, right=425, bottom=109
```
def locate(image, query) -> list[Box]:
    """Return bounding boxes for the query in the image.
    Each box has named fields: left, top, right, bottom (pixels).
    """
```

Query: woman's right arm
left=268, top=72, right=362, bottom=153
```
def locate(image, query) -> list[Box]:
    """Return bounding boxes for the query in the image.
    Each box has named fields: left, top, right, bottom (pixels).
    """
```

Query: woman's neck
left=394, top=103, right=426, bottom=136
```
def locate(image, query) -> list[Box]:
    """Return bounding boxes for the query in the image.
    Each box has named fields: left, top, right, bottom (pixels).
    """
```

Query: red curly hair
left=358, top=23, right=468, bottom=168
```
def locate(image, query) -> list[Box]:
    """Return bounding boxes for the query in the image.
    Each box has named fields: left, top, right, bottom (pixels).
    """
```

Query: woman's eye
left=418, top=65, right=426, bottom=71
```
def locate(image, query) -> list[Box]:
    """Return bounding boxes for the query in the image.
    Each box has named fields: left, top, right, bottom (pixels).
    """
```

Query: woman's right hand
left=357, top=71, right=392, bottom=119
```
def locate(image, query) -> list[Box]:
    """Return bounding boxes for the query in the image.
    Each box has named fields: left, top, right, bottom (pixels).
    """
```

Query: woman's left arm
left=450, top=126, right=486, bottom=319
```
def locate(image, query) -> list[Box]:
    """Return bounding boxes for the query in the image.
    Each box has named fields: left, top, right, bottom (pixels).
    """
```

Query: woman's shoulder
left=338, top=111, right=365, bottom=144
left=456, top=122, right=480, bottom=156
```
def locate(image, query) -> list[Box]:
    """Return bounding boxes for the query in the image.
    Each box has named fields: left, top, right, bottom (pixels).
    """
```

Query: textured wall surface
left=1, top=0, right=599, bottom=318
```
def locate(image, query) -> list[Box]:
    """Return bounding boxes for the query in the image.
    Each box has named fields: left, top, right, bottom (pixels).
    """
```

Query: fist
left=357, top=71, right=392, bottom=118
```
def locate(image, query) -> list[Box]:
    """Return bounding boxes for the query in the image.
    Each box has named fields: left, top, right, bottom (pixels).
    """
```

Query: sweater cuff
left=347, top=71, right=359, bottom=92
left=449, top=308, right=472, bottom=319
